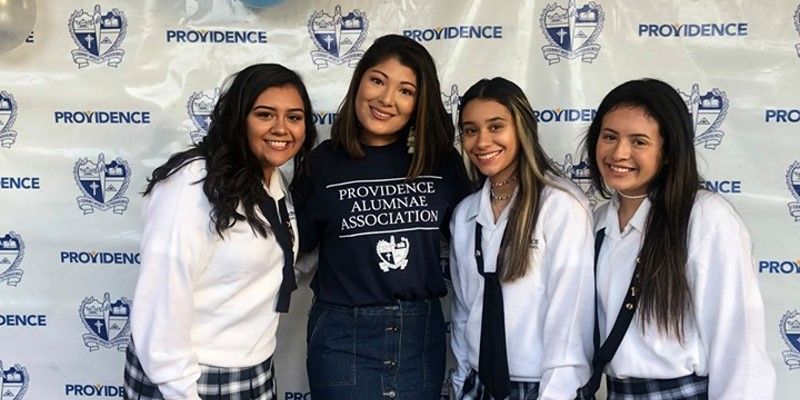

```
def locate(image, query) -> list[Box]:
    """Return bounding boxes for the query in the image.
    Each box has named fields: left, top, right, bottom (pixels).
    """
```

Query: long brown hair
left=331, top=34, right=454, bottom=178
left=586, top=78, right=700, bottom=340
left=459, top=78, right=559, bottom=281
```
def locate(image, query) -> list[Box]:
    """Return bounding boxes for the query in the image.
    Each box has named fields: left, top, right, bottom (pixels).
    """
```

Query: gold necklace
left=490, top=175, right=517, bottom=188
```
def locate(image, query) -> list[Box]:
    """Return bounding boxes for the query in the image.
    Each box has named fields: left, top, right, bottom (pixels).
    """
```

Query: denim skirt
left=306, top=297, right=446, bottom=400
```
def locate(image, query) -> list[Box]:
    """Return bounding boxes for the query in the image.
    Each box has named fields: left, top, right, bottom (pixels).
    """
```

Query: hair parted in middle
left=331, top=34, right=454, bottom=178
left=458, top=77, right=559, bottom=282
left=585, top=78, right=702, bottom=341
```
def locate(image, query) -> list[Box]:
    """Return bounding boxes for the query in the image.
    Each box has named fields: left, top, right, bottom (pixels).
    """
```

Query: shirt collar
left=466, top=178, right=516, bottom=228
left=597, top=194, right=651, bottom=239
left=264, top=168, right=286, bottom=201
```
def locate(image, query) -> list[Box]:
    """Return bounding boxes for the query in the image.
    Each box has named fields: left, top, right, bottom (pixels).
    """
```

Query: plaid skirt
left=124, top=342, right=277, bottom=400
left=458, top=369, right=540, bottom=400
left=606, top=374, right=708, bottom=400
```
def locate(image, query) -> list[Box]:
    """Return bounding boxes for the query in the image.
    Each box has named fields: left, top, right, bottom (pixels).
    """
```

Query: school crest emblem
left=0, top=362, right=29, bottom=400
left=441, top=84, right=462, bottom=142
left=69, top=4, right=127, bottom=68
left=0, top=232, right=24, bottom=287
left=679, top=84, right=728, bottom=149
left=780, top=309, right=800, bottom=370
left=540, top=0, right=604, bottom=64
left=308, top=5, right=368, bottom=68
left=794, top=5, right=800, bottom=59
left=376, top=235, right=410, bottom=272
left=73, top=153, right=131, bottom=214
left=787, top=161, right=800, bottom=221
left=187, top=89, right=219, bottom=145
left=556, top=153, right=597, bottom=209
left=79, top=292, right=131, bottom=351
left=0, top=91, right=18, bottom=148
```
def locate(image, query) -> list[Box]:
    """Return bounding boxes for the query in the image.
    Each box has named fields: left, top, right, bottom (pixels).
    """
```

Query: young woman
left=585, top=78, right=775, bottom=399
left=292, top=34, right=471, bottom=399
left=449, top=77, right=594, bottom=400
left=124, top=64, right=317, bottom=400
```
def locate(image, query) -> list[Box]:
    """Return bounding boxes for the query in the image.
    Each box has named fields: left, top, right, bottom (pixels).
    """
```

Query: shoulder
left=145, top=158, right=208, bottom=209
left=453, top=190, right=480, bottom=220
left=540, top=175, right=591, bottom=214
left=690, top=189, right=746, bottom=232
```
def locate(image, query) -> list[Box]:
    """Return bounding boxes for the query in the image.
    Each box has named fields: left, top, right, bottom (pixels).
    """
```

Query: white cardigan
left=130, top=159, right=298, bottom=399
left=449, top=176, right=594, bottom=400
left=594, top=191, right=775, bottom=399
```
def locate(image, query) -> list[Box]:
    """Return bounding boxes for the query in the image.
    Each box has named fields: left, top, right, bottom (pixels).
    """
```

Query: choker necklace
left=490, top=187, right=516, bottom=201
left=490, top=175, right=517, bottom=188
left=618, top=191, right=648, bottom=199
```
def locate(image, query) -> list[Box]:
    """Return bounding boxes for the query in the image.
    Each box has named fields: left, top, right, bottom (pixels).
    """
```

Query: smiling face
left=355, top=57, right=418, bottom=146
left=595, top=105, right=664, bottom=197
left=246, top=85, right=306, bottom=183
left=460, top=99, right=519, bottom=183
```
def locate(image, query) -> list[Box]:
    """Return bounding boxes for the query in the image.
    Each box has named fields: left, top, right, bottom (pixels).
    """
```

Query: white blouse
left=594, top=191, right=775, bottom=399
left=130, top=159, right=298, bottom=399
left=449, top=176, right=594, bottom=400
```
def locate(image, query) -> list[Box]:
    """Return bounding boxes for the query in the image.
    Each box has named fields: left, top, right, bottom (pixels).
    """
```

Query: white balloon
left=0, top=0, right=37, bottom=54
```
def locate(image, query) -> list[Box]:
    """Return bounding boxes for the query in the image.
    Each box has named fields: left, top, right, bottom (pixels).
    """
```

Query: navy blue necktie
left=256, top=189, right=296, bottom=313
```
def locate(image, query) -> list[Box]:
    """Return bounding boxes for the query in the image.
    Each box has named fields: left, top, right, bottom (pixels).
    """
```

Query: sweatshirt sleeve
left=130, top=163, right=212, bottom=400
left=689, top=195, right=775, bottom=400
left=538, top=191, right=594, bottom=400
left=449, top=214, right=471, bottom=396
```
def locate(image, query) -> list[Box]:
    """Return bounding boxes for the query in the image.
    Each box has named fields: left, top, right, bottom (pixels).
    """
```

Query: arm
left=448, top=216, right=471, bottom=396
left=131, top=166, right=212, bottom=400
left=539, top=194, right=594, bottom=400
left=691, top=198, right=775, bottom=399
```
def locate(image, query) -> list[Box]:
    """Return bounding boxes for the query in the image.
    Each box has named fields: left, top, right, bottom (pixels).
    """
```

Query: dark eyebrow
left=369, top=68, right=417, bottom=89
left=251, top=105, right=305, bottom=113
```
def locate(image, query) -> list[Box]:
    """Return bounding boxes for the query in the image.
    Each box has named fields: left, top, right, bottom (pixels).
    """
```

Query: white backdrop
left=1, top=1, right=799, bottom=399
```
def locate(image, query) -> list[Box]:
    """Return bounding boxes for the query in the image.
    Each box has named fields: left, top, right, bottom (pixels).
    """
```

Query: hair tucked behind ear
left=144, top=64, right=318, bottom=237
left=585, top=78, right=700, bottom=340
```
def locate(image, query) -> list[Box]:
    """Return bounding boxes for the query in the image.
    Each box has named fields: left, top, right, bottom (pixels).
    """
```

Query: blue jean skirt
left=306, top=297, right=446, bottom=400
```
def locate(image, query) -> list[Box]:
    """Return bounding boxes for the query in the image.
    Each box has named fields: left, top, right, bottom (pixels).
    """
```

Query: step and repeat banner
left=1, top=0, right=799, bottom=399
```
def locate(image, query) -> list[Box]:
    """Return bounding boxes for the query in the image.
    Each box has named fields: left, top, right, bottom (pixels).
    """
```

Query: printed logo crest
left=308, top=5, right=368, bottom=68
left=376, top=235, right=410, bottom=272
left=73, top=153, right=131, bottom=215
left=79, top=292, right=131, bottom=351
left=441, top=84, right=462, bottom=142
left=69, top=4, right=127, bottom=68
left=540, top=0, right=604, bottom=64
left=0, top=361, right=29, bottom=400
left=186, top=88, right=219, bottom=145
left=787, top=161, right=800, bottom=221
left=0, top=91, right=19, bottom=148
left=555, top=153, right=597, bottom=209
left=679, top=84, right=728, bottom=149
left=0, top=232, right=24, bottom=287
left=780, top=309, right=800, bottom=370
left=795, top=5, right=800, bottom=59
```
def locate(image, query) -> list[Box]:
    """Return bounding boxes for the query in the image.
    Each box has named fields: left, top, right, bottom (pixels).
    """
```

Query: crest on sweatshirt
left=79, top=292, right=131, bottom=351
left=376, top=235, right=409, bottom=272
left=0, top=362, right=29, bottom=400
left=780, top=309, right=800, bottom=370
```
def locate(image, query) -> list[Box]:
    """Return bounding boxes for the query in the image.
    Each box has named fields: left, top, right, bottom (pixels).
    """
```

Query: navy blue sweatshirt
left=294, top=139, right=471, bottom=306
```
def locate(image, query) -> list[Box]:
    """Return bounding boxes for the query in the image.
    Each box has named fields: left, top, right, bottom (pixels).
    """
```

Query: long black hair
left=143, top=63, right=318, bottom=237
left=330, top=34, right=454, bottom=178
left=586, top=78, right=700, bottom=340
left=458, top=77, right=559, bottom=281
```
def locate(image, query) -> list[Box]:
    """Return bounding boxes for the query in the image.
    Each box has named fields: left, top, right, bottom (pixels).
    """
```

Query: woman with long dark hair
left=124, top=64, right=317, bottom=400
left=583, top=78, right=774, bottom=399
left=449, top=77, right=594, bottom=400
left=293, top=34, right=471, bottom=399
